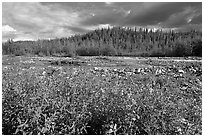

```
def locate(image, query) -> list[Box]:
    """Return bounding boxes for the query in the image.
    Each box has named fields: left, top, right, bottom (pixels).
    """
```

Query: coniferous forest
left=2, top=27, right=202, bottom=57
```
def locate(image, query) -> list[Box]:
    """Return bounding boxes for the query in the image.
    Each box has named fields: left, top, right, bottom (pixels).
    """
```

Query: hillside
left=2, top=27, right=202, bottom=57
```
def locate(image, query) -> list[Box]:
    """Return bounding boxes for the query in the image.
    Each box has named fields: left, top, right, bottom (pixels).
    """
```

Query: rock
left=178, top=69, right=185, bottom=74
left=155, top=68, right=162, bottom=76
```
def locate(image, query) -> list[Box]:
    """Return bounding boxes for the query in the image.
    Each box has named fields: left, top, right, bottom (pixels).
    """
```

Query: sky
left=2, top=2, right=202, bottom=42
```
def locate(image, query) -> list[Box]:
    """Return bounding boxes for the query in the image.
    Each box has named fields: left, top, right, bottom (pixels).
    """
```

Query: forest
left=2, top=27, right=202, bottom=57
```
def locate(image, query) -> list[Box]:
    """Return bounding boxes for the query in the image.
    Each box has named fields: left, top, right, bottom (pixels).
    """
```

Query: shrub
left=192, top=39, right=202, bottom=57
left=173, top=42, right=186, bottom=57
left=76, top=46, right=99, bottom=56
left=99, top=44, right=117, bottom=56
left=61, top=45, right=76, bottom=57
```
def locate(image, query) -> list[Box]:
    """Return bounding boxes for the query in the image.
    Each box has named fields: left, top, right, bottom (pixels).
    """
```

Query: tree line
left=2, top=27, right=202, bottom=57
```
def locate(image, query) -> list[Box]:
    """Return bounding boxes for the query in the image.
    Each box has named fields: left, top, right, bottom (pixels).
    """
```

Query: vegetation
left=2, top=27, right=202, bottom=57
left=2, top=56, right=202, bottom=135
left=2, top=26, right=202, bottom=135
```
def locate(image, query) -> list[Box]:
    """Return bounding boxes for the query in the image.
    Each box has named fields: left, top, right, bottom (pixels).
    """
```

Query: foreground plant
left=2, top=57, right=202, bottom=135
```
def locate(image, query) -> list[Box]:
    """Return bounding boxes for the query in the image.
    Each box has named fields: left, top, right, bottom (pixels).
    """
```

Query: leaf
left=17, top=119, right=28, bottom=128
left=17, top=117, right=21, bottom=124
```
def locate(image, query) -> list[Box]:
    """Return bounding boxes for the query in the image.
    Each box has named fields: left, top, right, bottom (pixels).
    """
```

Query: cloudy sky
left=2, top=2, right=202, bottom=42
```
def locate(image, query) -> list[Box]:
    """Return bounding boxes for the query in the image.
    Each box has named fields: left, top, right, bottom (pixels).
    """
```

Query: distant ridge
left=2, top=27, right=202, bottom=57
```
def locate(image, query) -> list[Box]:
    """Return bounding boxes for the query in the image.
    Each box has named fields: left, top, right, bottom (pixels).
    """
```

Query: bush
left=192, top=39, right=202, bottom=57
left=173, top=42, right=186, bottom=57
left=99, top=45, right=117, bottom=56
left=76, top=46, right=99, bottom=56
left=61, top=46, right=76, bottom=57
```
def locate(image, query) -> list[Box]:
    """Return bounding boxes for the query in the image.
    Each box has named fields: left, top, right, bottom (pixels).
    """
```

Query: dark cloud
left=79, top=2, right=202, bottom=29
left=41, top=2, right=106, bottom=9
left=79, top=2, right=141, bottom=26
left=41, top=2, right=109, bottom=17
left=65, top=26, right=89, bottom=33
left=190, top=14, right=202, bottom=24
left=43, top=2, right=121, bottom=25
left=160, top=8, right=193, bottom=28
left=161, top=3, right=201, bottom=28
left=123, top=2, right=201, bottom=26
left=80, top=11, right=126, bottom=26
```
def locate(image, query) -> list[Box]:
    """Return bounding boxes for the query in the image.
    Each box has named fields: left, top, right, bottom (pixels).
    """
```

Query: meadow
left=2, top=55, right=202, bottom=135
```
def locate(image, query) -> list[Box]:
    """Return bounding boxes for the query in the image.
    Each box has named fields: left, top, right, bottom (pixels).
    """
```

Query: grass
left=2, top=56, right=202, bottom=135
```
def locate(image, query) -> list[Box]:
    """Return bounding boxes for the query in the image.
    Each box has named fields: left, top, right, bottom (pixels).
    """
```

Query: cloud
left=123, top=2, right=201, bottom=26
left=2, top=25, right=35, bottom=42
left=45, top=2, right=133, bottom=26
left=80, top=10, right=127, bottom=26
left=41, top=2, right=108, bottom=19
left=190, top=14, right=202, bottom=24
left=3, top=3, right=48, bottom=32
left=2, top=25, right=17, bottom=42
left=79, top=2, right=202, bottom=30
left=2, top=2, right=202, bottom=41
left=2, top=25, right=16, bottom=32
left=65, top=26, right=89, bottom=33
left=160, top=6, right=201, bottom=28
left=105, top=2, right=112, bottom=5
left=2, top=2, right=82, bottom=40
